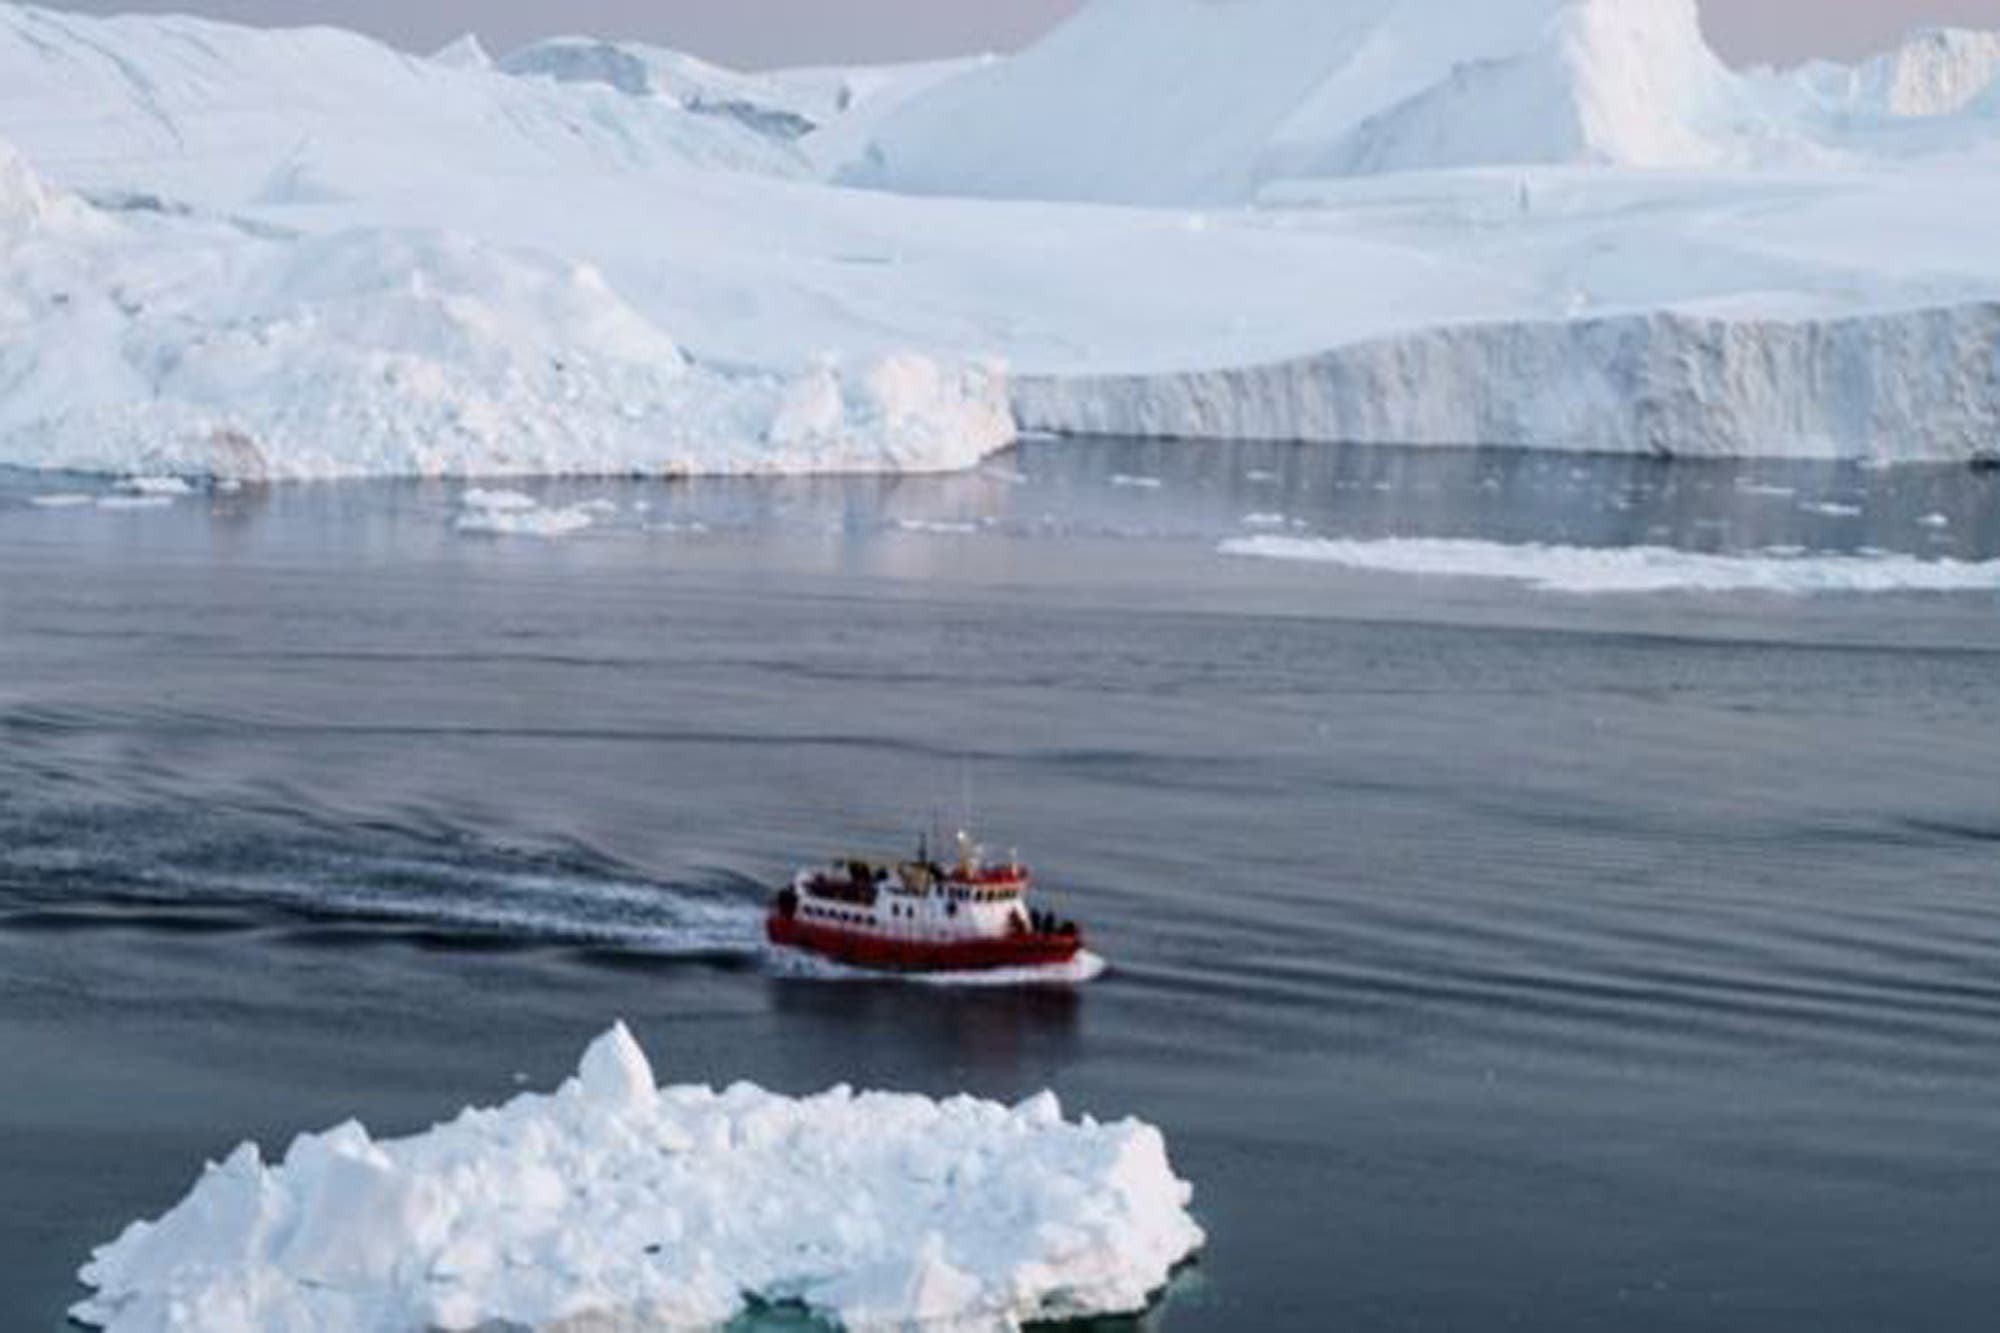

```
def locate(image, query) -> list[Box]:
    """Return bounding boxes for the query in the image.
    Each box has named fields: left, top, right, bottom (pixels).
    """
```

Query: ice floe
left=1221, top=535, right=2000, bottom=594
left=72, top=1024, right=1201, bottom=1333
left=455, top=489, right=599, bottom=537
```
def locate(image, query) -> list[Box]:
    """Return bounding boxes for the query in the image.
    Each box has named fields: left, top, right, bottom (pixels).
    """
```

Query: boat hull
left=766, top=914, right=1083, bottom=973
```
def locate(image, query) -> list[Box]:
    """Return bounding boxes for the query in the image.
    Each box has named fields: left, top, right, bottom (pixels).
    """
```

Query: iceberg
left=6, top=0, right=2000, bottom=472
left=72, top=1024, right=1203, bottom=1333
left=842, top=0, right=1785, bottom=204
left=1015, top=301, right=2000, bottom=461
left=0, top=135, right=1013, bottom=480
left=1790, top=27, right=2000, bottom=120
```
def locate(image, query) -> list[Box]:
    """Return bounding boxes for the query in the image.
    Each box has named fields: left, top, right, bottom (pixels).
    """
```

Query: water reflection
left=769, top=973, right=1083, bottom=1088
left=6, top=444, right=1997, bottom=565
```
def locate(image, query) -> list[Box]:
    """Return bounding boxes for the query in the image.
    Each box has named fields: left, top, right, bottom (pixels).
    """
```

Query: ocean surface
left=3, top=441, right=1998, bottom=1331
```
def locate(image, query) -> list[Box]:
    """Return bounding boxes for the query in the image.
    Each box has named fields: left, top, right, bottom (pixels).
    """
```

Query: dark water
left=3, top=443, right=1999, bottom=1332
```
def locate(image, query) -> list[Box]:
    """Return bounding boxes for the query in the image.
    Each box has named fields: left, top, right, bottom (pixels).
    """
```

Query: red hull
left=767, top=914, right=1082, bottom=973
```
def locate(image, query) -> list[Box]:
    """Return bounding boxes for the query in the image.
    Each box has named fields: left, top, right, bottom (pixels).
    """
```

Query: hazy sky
left=36, top=0, right=2000, bottom=69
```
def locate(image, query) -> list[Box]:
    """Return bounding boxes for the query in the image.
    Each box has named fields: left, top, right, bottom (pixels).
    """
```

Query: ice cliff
left=1015, top=302, right=2000, bottom=461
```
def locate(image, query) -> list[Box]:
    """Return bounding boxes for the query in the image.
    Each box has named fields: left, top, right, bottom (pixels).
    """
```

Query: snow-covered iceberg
left=0, top=3, right=805, bottom=203
left=0, top=134, right=1012, bottom=480
left=72, top=1024, right=1203, bottom=1333
left=6, top=0, right=2000, bottom=472
left=1790, top=26, right=2000, bottom=120
left=841, top=0, right=1792, bottom=204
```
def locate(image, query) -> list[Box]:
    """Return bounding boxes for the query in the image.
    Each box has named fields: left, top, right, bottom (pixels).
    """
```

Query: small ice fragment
left=1919, top=512, right=1951, bottom=529
left=1110, top=474, right=1163, bottom=489
left=1240, top=513, right=1288, bottom=529
left=459, top=488, right=538, bottom=513
left=894, top=518, right=981, bottom=535
left=119, top=476, right=194, bottom=497
left=95, top=494, right=175, bottom=510
left=30, top=493, right=94, bottom=508
left=455, top=505, right=595, bottom=537
left=1801, top=501, right=1863, bottom=518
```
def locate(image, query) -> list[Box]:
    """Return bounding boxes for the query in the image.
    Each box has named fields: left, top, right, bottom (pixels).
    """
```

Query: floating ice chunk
left=1110, top=474, right=1164, bottom=490
left=1221, top=536, right=2000, bottom=595
left=1919, top=512, right=1952, bottom=529
left=94, top=495, right=175, bottom=511
left=72, top=1023, right=1200, bottom=1333
left=29, top=493, right=95, bottom=508
left=454, top=489, right=597, bottom=537
left=454, top=505, right=596, bottom=537
left=1734, top=480, right=1797, bottom=498
left=117, top=476, right=195, bottom=496
left=894, top=517, right=982, bottom=535
left=1800, top=501, right=1864, bottom=518
left=1241, top=512, right=1289, bottom=529
left=458, top=488, right=539, bottom=513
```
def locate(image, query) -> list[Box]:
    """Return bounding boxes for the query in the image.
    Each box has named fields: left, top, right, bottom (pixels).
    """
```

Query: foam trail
left=1221, top=536, right=2000, bottom=595
left=762, top=944, right=1109, bottom=987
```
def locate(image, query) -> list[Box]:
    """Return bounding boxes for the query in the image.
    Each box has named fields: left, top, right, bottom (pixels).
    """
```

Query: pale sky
left=36, top=0, right=2000, bottom=69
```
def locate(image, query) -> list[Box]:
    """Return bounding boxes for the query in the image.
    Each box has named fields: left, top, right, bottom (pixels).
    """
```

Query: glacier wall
left=1013, top=303, right=2000, bottom=462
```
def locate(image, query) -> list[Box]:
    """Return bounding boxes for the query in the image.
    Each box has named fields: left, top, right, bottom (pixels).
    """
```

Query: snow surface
left=1222, top=535, right=2000, bottom=594
left=6, top=1, right=2000, bottom=473
left=72, top=1024, right=1202, bottom=1333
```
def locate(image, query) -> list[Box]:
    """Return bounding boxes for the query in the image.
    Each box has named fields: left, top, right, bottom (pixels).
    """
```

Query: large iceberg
left=0, top=133, right=1012, bottom=480
left=841, top=0, right=1789, bottom=204
left=72, top=1024, right=1203, bottom=1333
left=1015, top=301, right=2000, bottom=461
left=1790, top=26, right=2000, bottom=120
left=6, top=0, right=2000, bottom=472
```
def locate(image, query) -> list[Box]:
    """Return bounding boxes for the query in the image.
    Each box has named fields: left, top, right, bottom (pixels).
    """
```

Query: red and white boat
left=767, top=832, right=1085, bottom=973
